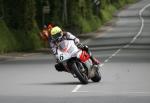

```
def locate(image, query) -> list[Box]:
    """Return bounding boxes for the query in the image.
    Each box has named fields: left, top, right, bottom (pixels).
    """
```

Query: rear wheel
left=72, top=62, right=88, bottom=84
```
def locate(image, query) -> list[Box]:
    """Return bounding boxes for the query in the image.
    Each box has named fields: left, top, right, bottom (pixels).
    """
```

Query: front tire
left=72, top=62, right=88, bottom=84
left=91, top=67, right=101, bottom=82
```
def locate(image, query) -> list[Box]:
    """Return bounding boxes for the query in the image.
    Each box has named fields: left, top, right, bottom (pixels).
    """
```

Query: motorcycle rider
left=49, top=26, right=100, bottom=72
left=49, top=26, right=99, bottom=71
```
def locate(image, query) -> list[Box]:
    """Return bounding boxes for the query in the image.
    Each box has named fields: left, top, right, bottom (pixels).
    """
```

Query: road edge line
left=72, top=85, right=82, bottom=93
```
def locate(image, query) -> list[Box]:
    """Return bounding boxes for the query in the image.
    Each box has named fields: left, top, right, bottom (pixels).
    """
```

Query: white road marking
left=72, top=85, right=82, bottom=92
left=103, top=48, right=121, bottom=64
left=104, top=59, right=109, bottom=63
left=123, top=44, right=130, bottom=48
left=72, top=3, right=150, bottom=93
left=100, top=63, right=104, bottom=67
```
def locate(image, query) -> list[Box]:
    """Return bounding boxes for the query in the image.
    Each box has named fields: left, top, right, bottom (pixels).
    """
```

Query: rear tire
left=72, top=62, right=88, bottom=84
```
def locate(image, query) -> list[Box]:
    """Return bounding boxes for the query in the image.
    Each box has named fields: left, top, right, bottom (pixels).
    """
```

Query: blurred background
left=0, top=0, right=135, bottom=53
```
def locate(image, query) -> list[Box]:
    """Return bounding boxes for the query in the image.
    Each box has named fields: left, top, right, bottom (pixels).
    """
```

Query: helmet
left=51, top=26, right=62, bottom=35
left=51, top=26, right=62, bottom=40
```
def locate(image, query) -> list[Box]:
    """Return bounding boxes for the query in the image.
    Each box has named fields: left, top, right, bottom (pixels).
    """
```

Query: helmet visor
left=52, top=32, right=62, bottom=40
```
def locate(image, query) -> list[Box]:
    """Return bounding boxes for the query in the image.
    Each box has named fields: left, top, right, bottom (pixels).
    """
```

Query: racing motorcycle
left=55, top=39, right=101, bottom=84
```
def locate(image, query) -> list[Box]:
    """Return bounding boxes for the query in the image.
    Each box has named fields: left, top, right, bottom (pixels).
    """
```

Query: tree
left=23, top=0, right=36, bottom=31
left=0, top=0, right=4, bottom=19
left=3, top=0, right=36, bottom=30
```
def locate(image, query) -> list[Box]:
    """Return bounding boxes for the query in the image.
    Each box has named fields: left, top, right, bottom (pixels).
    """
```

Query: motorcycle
left=55, top=39, right=101, bottom=84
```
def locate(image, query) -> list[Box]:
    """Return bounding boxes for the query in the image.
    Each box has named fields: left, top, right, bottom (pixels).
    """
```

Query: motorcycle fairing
left=56, top=40, right=79, bottom=62
left=78, top=50, right=90, bottom=63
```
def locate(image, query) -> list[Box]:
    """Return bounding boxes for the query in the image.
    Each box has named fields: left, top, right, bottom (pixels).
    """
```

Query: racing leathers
left=48, top=32, right=80, bottom=56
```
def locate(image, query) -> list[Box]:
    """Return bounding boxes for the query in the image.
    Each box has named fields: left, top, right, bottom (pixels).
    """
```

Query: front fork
left=82, top=46, right=97, bottom=64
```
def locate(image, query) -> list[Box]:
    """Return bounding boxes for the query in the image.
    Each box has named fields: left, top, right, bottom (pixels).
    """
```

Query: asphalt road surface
left=0, top=0, right=150, bottom=103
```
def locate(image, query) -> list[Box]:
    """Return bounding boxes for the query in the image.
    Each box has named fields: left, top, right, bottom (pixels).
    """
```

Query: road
left=0, top=0, right=150, bottom=103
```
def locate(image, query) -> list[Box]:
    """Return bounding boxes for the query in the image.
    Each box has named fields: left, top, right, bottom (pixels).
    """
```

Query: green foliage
left=47, top=0, right=63, bottom=26
left=0, top=20, right=17, bottom=53
left=35, top=0, right=43, bottom=28
left=3, top=0, right=36, bottom=30
left=39, top=0, right=135, bottom=34
left=0, top=0, right=3, bottom=17
left=0, top=0, right=136, bottom=53
left=76, top=15, right=101, bottom=33
left=11, top=27, right=41, bottom=51
left=78, top=17, right=91, bottom=33
left=100, top=4, right=116, bottom=23
left=23, top=0, right=36, bottom=31
left=0, top=0, right=42, bottom=53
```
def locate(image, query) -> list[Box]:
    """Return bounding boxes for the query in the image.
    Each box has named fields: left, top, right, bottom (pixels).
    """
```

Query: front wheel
left=72, top=62, right=88, bottom=84
left=91, top=67, right=101, bottom=82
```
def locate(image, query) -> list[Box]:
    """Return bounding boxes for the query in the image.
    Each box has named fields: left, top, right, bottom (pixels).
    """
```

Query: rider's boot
left=55, top=63, right=67, bottom=72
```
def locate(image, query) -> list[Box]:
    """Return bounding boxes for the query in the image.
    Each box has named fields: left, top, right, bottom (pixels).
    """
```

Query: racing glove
left=76, top=43, right=85, bottom=49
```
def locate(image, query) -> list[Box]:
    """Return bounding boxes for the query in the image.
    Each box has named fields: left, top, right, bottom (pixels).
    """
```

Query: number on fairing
left=60, top=54, right=64, bottom=61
